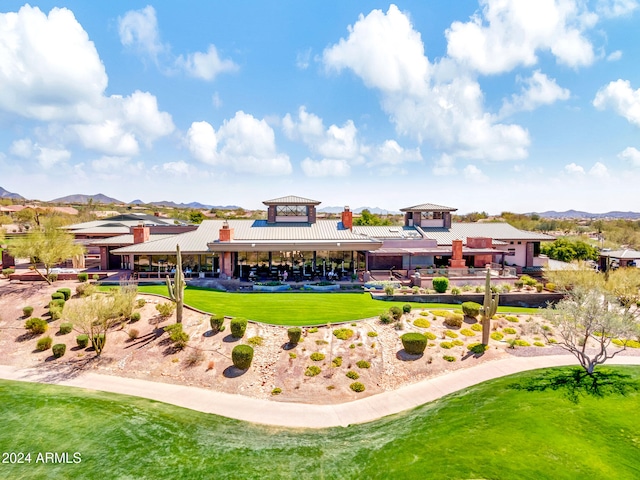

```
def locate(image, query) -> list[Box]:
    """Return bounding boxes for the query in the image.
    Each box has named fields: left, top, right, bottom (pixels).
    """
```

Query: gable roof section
left=419, top=222, right=554, bottom=245
left=400, top=203, right=457, bottom=212
left=262, top=195, right=321, bottom=205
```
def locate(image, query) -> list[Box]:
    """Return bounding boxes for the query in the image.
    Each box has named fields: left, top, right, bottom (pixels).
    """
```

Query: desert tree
left=8, top=221, right=85, bottom=283
left=541, top=287, right=640, bottom=375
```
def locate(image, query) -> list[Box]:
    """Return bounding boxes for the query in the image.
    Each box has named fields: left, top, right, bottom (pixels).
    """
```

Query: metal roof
left=400, top=203, right=457, bottom=212
left=599, top=249, right=640, bottom=259
left=90, top=234, right=176, bottom=246
left=71, top=226, right=131, bottom=235
left=419, top=223, right=554, bottom=245
left=352, top=226, right=423, bottom=239
left=262, top=195, right=321, bottom=205
left=65, top=215, right=178, bottom=231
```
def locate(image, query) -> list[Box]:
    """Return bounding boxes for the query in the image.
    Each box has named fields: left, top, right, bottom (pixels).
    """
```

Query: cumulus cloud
left=323, top=5, right=530, bottom=163
left=446, top=0, right=596, bottom=74
left=500, top=70, right=570, bottom=117
left=589, top=161, right=609, bottom=177
left=187, top=111, right=292, bottom=175
left=593, top=79, right=640, bottom=127
left=296, top=48, right=312, bottom=70
left=432, top=154, right=457, bottom=176
left=596, top=0, right=639, bottom=17
left=119, top=6, right=236, bottom=81
left=564, top=162, right=586, bottom=175
left=36, top=146, right=71, bottom=169
left=9, top=139, right=34, bottom=158
left=607, top=50, right=623, bottom=61
left=160, top=161, right=190, bottom=175
left=91, top=156, right=133, bottom=172
left=618, top=146, right=640, bottom=167
left=300, top=158, right=351, bottom=177
left=369, top=140, right=422, bottom=166
left=463, top=164, right=488, bottom=182
left=175, top=45, right=238, bottom=80
left=118, top=5, right=166, bottom=63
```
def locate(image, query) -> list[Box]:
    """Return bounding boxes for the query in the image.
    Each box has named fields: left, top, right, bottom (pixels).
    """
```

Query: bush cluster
left=467, top=343, right=488, bottom=354
left=460, top=328, right=476, bottom=337
left=379, top=312, right=393, bottom=324
left=136, top=298, right=146, bottom=308
left=230, top=317, right=248, bottom=338
left=490, top=332, right=504, bottom=341
left=25, top=317, right=48, bottom=334
left=413, top=318, right=430, bottom=328
left=503, top=327, right=517, bottom=335
left=442, top=355, right=456, bottom=362
left=51, top=292, right=65, bottom=301
left=77, top=272, right=88, bottom=282
left=76, top=334, right=89, bottom=348
left=52, top=343, right=66, bottom=358
left=505, top=316, right=519, bottom=323
left=332, top=356, right=342, bottom=367
left=356, top=360, right=370, bottom=369
left=56, top=288, right=72, bottom=300
left=440, top=341, right=453, bottom=349
left=2, top=268, right=15, bottom=277
left=130, top=312, right=141, bottom=323
left=470, top=323, right=483, bottom=332
left=248, top=336, right=263, bottom=346
left=346, top=371, right=359, bottom=380
left=367, top=331, right=378, bottom=337
left=443, top=313, right=463, bottom=328
left=445, top=330, right=458, bottom=338
left=49, top=299, right=65, bottom=310
left=59, top=322, right=73, bottom=335
left=310, top=352, right=325, bottom=362
left=350, top=382, right=365, bottom=392
left=304, top=365, right=321, bottom=377
left=231, top=344, right=254, bottom=370
left=164, top=323, right=189, bottom=349
left=401, top=332, right=428, bottom=355
left=155, top=302, right=176, bottom=319
left=23, top=306, right=34, bottom=317
left=210, top=314, right=226, bottom=334
left=514, top=339, right=531, bottom=347
left=432, top=277, right=449, bottom=293
left=287, top=327, right=301, bottom=344
left=37, top=336, right=53, bottom=351
left=76, top=283, right=96, bottom=297
left=389, top=306, right=403, bottom=321
left=333, top=328, right=354, bottom=340
left=461, top=302, right=481, bottom=317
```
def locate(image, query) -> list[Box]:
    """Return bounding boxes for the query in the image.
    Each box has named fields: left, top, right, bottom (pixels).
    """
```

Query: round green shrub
left=503, top=327, right=517, bottom=335
left=462, top=302, right=481, bottom=317
left=287, top=327, right=302, bottom=344
left=490, top=332, right=504, bottom=341
left=356, top=360, right=370, bottom=369
left=59, top=322, right=73, bottom=335
left=389, top=306, right=403, bottom=321
left=271, top=388, right=282, bottom=395
left=136, top=298, right=146, bottom=308
left=443, top=355, right=456, bottom=362
left=332, top=356, right=342, bottom=367
left=333, top=328, right=354, bottom=340
left=413, top=318, right=431, bottom=328
left=384, top=285, right=395, bottom=296
left=460, top=328, right=476, bottom=337
left=23, top=306, right=34, bottom=317
left=443, top=313, right=463, bottom=328
left=432, top=277, right=449, bottom=293
left=379, top=312, right=393, bottom=324
left=230, top=317, right=248, bottom=338
left=130, top=312, right=141, bottom=323
left=304, top=365, right=321, bottom=377
left=346, top=370, right=359, bottom=380
left=76, top=334, right=89, bottom=348
left=36, top=336, right=53, bottom=351
left=451, top=287, right=461, bottom=295
left=210, top=314, right=225, bottom=333
left=367, top=331, right=378, bottom=337
left=52, top=343, right=66, bottom=358
left=25, top=317, right=48, bottom=334
left=471, top=323, right=483, bottom=332
left=515, top=339, right=531, bottom=347
left=401, top=332, right=428, bottom=355
left=56, top=288, right=71, bottom=300
left=452, top=339, right=464, bottom=347
left=350, top=382, right=365, bottom=392
left=51, top=292, right=65, bottom=301
left=505, top=315, right=519, bottom=323
left=467, top=342, right=489, bottom=354
left=310, top=352, right=325, bottom=362
left=307, top=327, right=318, bottom=333
left=49, top=298, right=65, bottom=309
left=232, top=344, right=254, bottom=370
left=49, top=305, right=63, bottom=321
left=425, top=332, right=437, bottom=340
left=440, top=341, right=453, bottom=349
left=533, top=341, right=545, bottom=347
left=445, top=330, right=458, bottom=338
left=402, top=304, right=412, bottom=314
left=77, top=272, right=88, bottom=282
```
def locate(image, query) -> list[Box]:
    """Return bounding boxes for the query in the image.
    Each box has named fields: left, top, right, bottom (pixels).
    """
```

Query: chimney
left=132, top=222, right=150, bottom=244
left=341, top=206, right=353, bottom=230
left=219, top=220, right=234, bottom=242
left=154, top=212, right=160, bottom=217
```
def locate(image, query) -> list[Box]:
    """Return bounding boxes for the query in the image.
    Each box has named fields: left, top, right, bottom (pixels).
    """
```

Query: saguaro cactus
left=480, top=268, right=499, bottom=346
left=166, top=244, right=185, bottom=323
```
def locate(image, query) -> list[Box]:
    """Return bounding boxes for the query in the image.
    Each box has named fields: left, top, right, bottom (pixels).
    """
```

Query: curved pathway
left=1, top=355, right=639, bottom=429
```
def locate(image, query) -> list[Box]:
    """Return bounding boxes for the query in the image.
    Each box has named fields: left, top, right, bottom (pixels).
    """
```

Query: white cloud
left=323, top=5, right=530, bottom=162
left=301, top=158, right=351, bottom=177
left=187, top=112, right=292, bottom=175
left=37, top=146, right=71, bottom=168
left=589, top=161, right=609, bottom=177
left=118, top=5, right=166, bottom=63
left=463, top=164, right=488, bottom=182
left=119, top=91, right=175, bottom=144
left=72, top=121, right=140, bottom=157
left=446, top=0, right=596, bottom=75
left=500, top=70, right=570, bottom=117
left=9, top=139, right=34, bottom=158
left=593, top=79, right=640, bottom=127
left=370, top=140, right=422, bottom=166
left=296, top=48, right=312, bottom=70
left=607, top=50, right=623, bottom=61
left=160, top=161, right=190, bottom=175
left=596, top=0, right=639, bottom=17
left=0, top=5, right=107, bottom=122
left=212, top=92, right=222, bottom=109
left=564, top=162, right=586, bottom=175
left=91, top=156, right=132, bottom=172
left=175, top=45, right=238, bottom=80
left=432, top=154, right=457, bottom=176
left=618, top=146, right=640, bottom=167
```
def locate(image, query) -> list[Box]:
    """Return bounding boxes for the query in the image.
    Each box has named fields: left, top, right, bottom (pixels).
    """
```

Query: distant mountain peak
left=50, top=193, right=124, bottom=204
left=0, top=186, right=25, bottom=200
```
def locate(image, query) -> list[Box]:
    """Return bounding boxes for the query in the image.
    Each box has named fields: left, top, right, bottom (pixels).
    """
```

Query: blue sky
left=1, top=1, right=639, bottom=213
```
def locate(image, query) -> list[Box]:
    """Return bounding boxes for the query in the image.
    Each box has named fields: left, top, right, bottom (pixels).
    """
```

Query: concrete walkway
left=1, top=355, right=639, bottom=429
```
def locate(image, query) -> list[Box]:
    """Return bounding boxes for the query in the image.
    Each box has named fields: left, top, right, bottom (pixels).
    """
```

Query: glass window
left=276, top=205, right=307, bottom=216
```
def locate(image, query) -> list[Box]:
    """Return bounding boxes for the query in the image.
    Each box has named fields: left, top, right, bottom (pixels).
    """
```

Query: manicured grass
left=132, top=285, right=538, bottom=325
left=1, top=366, right=638, bottom=479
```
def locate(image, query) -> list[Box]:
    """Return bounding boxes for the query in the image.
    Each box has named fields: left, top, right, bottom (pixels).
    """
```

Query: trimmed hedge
left=210, top=314, right=226, bottom=333
left=25, top=317, right=48, bottom=334
left=52, top=343, right=66, bottom=358
left=232, top=344, right=254, bottom=370
left=230, top=317, right=248, bottom=338
left=49, top=299, right=65, bottom=310
left=59, top=322, right=73, bottom=335
left=56, top=288, right=72, bottom=300
left=77, top=272, right=88, bottom=282
left=461, top=302, right=481, bottom=317
left=36, top=336, right=53, bottom=351
left=389, top=306, right=403, bottom=321
left=76, top=334, right=89, bottom=348
left=402, top=304, right=412, bottom=314
left=432, top=277, right=449, bottom=293
left=287, top=327, right=302, bottom=344
left=51, top=292, right=65, bottom=301
left=23, top=306, right=34, bottom=317
left=401, top=332, right=428, bottom=355
left=130, top=312, right=141, bottom=323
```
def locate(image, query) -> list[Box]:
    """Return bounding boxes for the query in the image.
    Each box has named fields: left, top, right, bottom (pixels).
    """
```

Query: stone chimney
left=132, top=223, right=150, bottom=244
left=341, top=206, right=353, bottom=230
left=219, top=220, right=234, bottom=242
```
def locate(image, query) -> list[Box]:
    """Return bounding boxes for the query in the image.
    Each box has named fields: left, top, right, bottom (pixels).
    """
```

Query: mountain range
left=533, top=210, right=640, bottom=220
left=0, top=186, right=25, bottom=200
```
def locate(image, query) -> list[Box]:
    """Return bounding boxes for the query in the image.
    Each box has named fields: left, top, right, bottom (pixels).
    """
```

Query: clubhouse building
left=80, top=195, right=553, bottom=281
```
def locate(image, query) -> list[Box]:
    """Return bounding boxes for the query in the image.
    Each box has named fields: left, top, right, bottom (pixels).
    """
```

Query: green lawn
left=132, top=285, right=539, bottom=325
left=1, top=366, right=639, bottom=479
